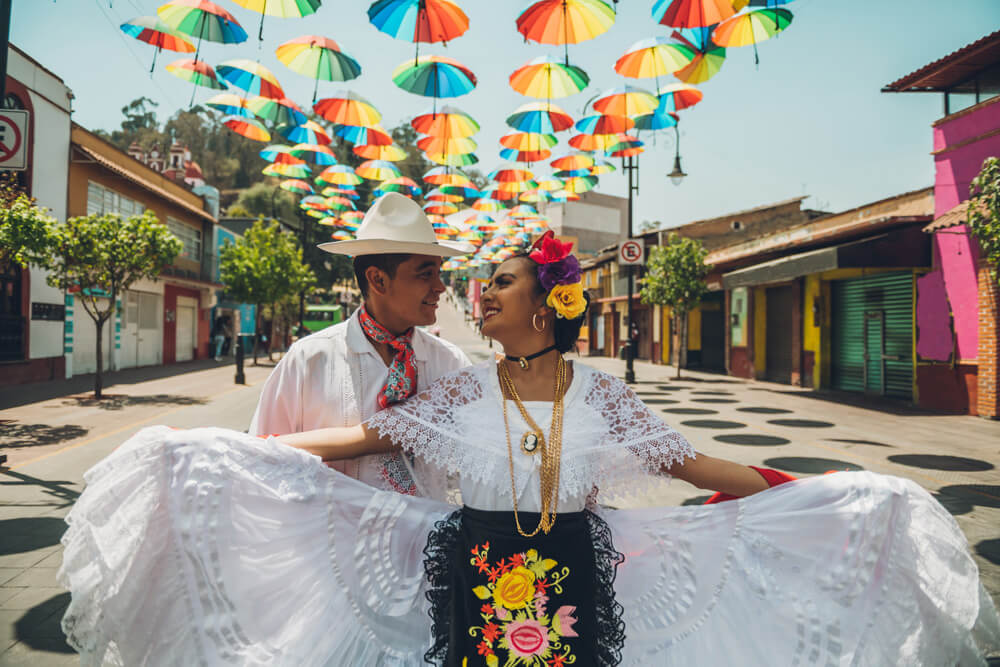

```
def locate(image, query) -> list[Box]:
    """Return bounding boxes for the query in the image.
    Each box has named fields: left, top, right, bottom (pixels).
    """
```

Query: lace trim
left=585, top=510, right=627, bottom=666
left=422, top=509, right=463, bottom=665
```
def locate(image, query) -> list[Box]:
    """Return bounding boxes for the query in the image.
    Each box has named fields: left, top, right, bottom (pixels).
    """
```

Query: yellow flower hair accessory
left=547, top=282, right=586, bottom=320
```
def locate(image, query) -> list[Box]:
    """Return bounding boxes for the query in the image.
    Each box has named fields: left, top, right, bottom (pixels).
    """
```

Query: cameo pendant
left=521, top=431, right=543, bottom=455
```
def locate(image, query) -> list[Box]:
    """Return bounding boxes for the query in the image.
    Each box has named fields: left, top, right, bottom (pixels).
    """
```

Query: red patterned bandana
left=358, top=306, right=418, bottom=409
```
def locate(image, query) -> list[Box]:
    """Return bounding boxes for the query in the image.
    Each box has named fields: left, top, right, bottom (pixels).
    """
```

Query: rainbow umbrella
left=322, top=185, right=360, bottom=198
left=518, top=189, right=548, bottom=203
left=592, top=85, right=658, bottom=116
left=411, top=105, right=479, bottom=138
left=424, top=166, right=471, bottom=185
left=499, top=148, right=551, bottom=163
left=499, top=132, right=557, bottom=151
left=158, top=0, right=247, bottom=80
left=230, top=0, right=321, bottom=42
left=551, top=152, right=593, bottom=171
left=335, top=124, right=393, bottom=146
left=245, top=96, right=307, bottom=126
left=278, top=119, right=331, bottom=145
left=479, top=186, right=519, bottom=201
left=508, top=204, right=539, bottom=219
left=488, top=166, right=534, bottom=182
left=656, top=82, right=703, bottom=112
left=392, top=55, right=477, bottom=112
left=712, top=8, right=793, bottom=66
left=223, top=115, right=270, bottom=142
left=417, top=135, right=477, bottom=155
left=652, top=0, right=735, bottom=28
left=536, top=178, right=565, bottom=192
left=496, top=179, right=539, bottom=194
left=563, top=175, right=598, bottom=193
left=632, top=109, right=679, bottom=130
left=317, top=215, right=339, bottom=225
left=300, top=194, right=329, bottom=209
left=509, top=55, right=589, bottom=100
left=465, top=212, right=496, bottom=228
left=505, top=101, right=574, bottom=134
left=589, top=159, right=615, bottom=175
left=216, top=59, right=285, bottom=99
left=314, top=91, right=382, bottom=126
left=205, top=92, right=255, bottom=117
left=263, top=162, right=311, bottom=177
left=614, top=36, right=695, bottom=89
left=426, top=188, right=463, bottom=203
left=378, top=176, right=422, bottom=196
left=280, top=179, right=314, bottom=194
left=368, top=0, right=470, bottom=55
left=120, top=16, right=195, bottom=73
left=354, top=144, right=408, bottom=161
left=574, top=113, right=634, bottom=134
left=553, top=167, right=590, bottom=178
left=259, top=144, right=302, bottom=164
left=330, top=230, right=354, bottom=240
left=516, top=0, right=616, bottom=64
left=438, top=183, right=479, bottom=198
left=671, top=26, right=726, bottom=84
left=317, top=164, right=362, bottom=186
left=343, top=211, right=365, bottom=224
left=166, top=58, right=226, bottom=92
left=605, top=135, right=644, bottom=158
left=356, top=160, right=402, bottom=180
left=424, top=202, right=458, bottom=215
left=275, top=35, right=361, bottom=104
left=426, top=152, right=479, bottom=166
left=290, top=143, right=338, bottom=165
left=326, top=195, right=357, bottom=209
left=568, top=132, right=619, bottom=151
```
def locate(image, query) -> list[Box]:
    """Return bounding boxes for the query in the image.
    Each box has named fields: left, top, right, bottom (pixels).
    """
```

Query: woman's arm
left=276, top=423, right=398, bottom=461
left=664, top=453, right=771, bottom=497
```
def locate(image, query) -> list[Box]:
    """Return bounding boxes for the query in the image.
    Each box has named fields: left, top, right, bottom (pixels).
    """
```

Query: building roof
left=923, top=199, right=987, bottom=232
left=883, top=30, right=1000, bottom=93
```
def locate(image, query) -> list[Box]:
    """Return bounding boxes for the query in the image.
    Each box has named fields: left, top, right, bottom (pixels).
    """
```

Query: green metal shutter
left=831, top=272, right=913, bottom=400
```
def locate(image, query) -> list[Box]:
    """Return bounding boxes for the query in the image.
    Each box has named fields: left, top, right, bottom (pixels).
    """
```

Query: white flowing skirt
left=58, top=426, right=1000, bottom=666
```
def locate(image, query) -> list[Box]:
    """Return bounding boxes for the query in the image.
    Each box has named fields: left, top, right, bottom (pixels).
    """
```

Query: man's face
left=380, top=255, right=446, bottom=328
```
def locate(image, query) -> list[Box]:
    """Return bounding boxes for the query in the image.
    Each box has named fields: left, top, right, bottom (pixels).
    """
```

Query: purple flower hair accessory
left=537, top=255, right=581, bottom=291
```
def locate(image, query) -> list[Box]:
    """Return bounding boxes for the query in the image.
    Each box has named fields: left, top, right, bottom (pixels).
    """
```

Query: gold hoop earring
left=532, top=314, right=546, bottom=332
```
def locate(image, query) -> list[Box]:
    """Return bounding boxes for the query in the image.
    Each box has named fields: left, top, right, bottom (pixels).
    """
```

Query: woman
left=60, top=235, right=999, bottom=666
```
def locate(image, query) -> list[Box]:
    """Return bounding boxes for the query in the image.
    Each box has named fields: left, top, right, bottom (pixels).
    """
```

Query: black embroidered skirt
left=423, top=507, right=625, bottom=666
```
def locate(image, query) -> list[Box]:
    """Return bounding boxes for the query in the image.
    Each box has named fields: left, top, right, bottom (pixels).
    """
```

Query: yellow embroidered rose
left=492, top=566, right=536, bottom=610
left=546, top=282, right=586, bottom=320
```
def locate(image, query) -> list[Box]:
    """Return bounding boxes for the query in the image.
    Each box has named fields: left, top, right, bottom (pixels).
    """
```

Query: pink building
left=884, top=30, right=1000, bottom=416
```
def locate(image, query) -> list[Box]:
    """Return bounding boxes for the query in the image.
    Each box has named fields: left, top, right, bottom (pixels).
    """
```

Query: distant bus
left=302, top=304, right=343, bottom=334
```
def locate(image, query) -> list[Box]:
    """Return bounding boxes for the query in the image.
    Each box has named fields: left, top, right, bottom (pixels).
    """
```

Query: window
left=86, top=181, right=143, bottom=217
left=167, top=217, right=202, bottom=261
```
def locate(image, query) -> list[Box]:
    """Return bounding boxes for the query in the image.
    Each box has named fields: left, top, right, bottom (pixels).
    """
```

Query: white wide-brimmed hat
left=318, top=192, right=473, bottom=257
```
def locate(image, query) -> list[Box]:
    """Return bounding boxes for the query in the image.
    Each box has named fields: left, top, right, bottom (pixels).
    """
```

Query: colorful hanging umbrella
left=158, top=1, right=247, bottom=55
left=424, top=166, right=471, bottom=185
left=472, top=198, right=507, bottom=212
left=259, top=144, right=303, bottom=164
left=230, top=0, right=321, bottom=42
left=495, top=179, right=539, bottom=194
left=516, top=0, right=616, bottom=63
left=378, top=176, right=422, bottom=196
left=275, top=35, right=361, bottom=104
left=488, top=167, right=534, bottom=182
left=423, top=201, right=459, bottom=215
left=592, top=85, right=658, bottom=116
left=343, top=211, right=365, bottom=223
left=417, top=135, right=478, bottom=155
left=553, top=167, right=590, bottom=178
left=322, top=186, right=360, bottom=199
left=354, top=144, right=408, bottom=161
left=290, top=143, right=338, bottom=165
left=633, top=109, right=679, bottom=131
left=651, top=0, right=735, bottom=29
left=605, top=135, right=645, bottom=158
left=509, top=55, right=589, bottom=99
left=505, top=101, right=574, bottom=134
left=216, top=59, right=285, bottom=99
left=614, top=36, right=695, bottom=89
left=536, top=177, right=565, bottom=191
left=589, top=159, right=616, bottom=175
left=499, top=132, right=557, bottom=151
left=335, top=124, right=393, bottom=146
left=278, top=119, right=332, bottom=145
left=518, top=189, right=549, bottom=203
left=508, top=204, right=539, bottom=219
left=438, top=184, right=479, bottom=198
left=668, top=26, right=726, bottom=84
left=314, top=91, right=382, bottom=126
left=712, top=8, right=793, bottom=66
left=300, top=194, right=329, bottom=209
left=499, top=148, right=551, bottom=163
left=245, top=96, right=307, bottom=125
left=568, top=132, right=619, bottom=151
left=120, top=16, right=195, bottom=73
left=204, top=92, right=254, bottom=117
left=551, top=153, right=594, bottom=171
left=368, top=0, right=470, bottom=45
left=574, top=113, right=634, bottom=134
left=392, top=55, right=477, bottom=106
left=263, top=162, right=311, bottom=177
left=356, top=160, right=402, bottom=180
left=223, top=115, right=270, bottom=142
left=411, top=105, right=479, bottom=138
left=166, top=58, right=226, bottom=90
left=426, top=151, right=479, bottom=166
left=280, top=179, right=314, bottom=194
left=655, top=82, right=703, bottom=112
left=426, top=188, right=463, bottom=203
left=317, top=164, right=362, bottom=185
left=563, top=175, right=598, bottom=193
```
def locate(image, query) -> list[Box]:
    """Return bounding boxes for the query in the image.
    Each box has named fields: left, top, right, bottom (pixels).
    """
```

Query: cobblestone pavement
left=2, top=297, right=998, bottom=664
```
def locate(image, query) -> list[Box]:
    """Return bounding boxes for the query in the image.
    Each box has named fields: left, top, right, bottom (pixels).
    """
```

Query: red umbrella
left=652, top=0, right=735, bottom=29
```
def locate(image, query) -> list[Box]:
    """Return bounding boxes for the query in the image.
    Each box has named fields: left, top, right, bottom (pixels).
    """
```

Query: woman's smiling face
left=480, top=256, right=549, bottom=344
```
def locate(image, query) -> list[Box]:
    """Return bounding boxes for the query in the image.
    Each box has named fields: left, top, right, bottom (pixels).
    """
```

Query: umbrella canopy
left=280, top=179, right=314, bottom=194
left=652, top=0, right=735, bottom=28
left=300, top=194, right=329, bottom=209
left=166, top=58, right=226, bottom=89
left=505, top=101, right=574, bottom=133
left=322, top=186, right=360, bottom=199
left=392, top=55, right=477, bottom=100
left=217, top=59, right=285, bottom=99
left=378, top=176, right=422, bottom=196
left=438, top=184, right=480, bottom=198
left=230, top=0, right=321, bottom=41
left=589, top=159, right=616, bottom=175
left=550, top=153, right=593, bottom=171
left=499, top=132, right=557, bottom=151
left=314, top=91, right=382, bottom=126
left=568, top=132, right=619, bottom=151
left=205, top=92, right=255, bottom=117
left=592, top=85, right=658, bottom=116
left=499, top=147, right=551, bottom=163
left=121, top=16, right=194, bottom=73
left=712, top=8, right=793, bottom=65
left=426, top=188, right=463, bottom=203
left=411, top=105, right=479, bottom=138
left=368, top=0, right=469, bottom=44
left=317, top=164, right=362, bottom=185
left=417, top=135, right=478, bottom=155
left=423, top=166, right=471, bottom=185
left=563, top=175, right=598, bottom=193
left=488, top=167, right=534, bottom=183
left=353, top=144, right=408, bottom=161
left=423, top=201, right=459, bottom=215
left=275, top=35, right=362, bottom=103
left=278, top=119, right=331, bottom=145
left=574, top=113, right=634, bottom=134
left=335, top=124, right=393, bottom=146
left=509, top=55, right=589, bottom=99
left=158, top=0, right=247, bottom=46
left=472, top=198, right=507, bottom=212
left=516, top=0, right=615, bottom=62
left=495, top=179, right=539, bottom=194
left=259, top=144, right=302, bottom=164
left=671, top=26, right=727, bottom=83
left=223, top=115, right=270, bottom=142
left=263, top=162, right=311, bottom=177
left=536, top=177, right=565, bottom=191
left=245, top=96, right=307, bottom=125
left=615, top=36, right=695, bottom=88
left=605, top=135, right=645, bottom=158
left=655, top=82, right=703, bottom=112
left=553, top=167, right=590, bottom=178
left=426, top=151, right=479, bottom=166
left=290, top=143, right=338, bottom=165
left=356, top=160, right=402, bottom=180
left=507, top=204, right=539, bottom=219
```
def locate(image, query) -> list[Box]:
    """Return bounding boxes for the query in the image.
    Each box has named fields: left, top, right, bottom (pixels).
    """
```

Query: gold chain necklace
left=499, top=356, right=566, bottom=537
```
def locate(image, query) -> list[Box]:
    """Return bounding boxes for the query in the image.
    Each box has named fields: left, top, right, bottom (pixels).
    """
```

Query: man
left=249, top=192, right=473, bottom=494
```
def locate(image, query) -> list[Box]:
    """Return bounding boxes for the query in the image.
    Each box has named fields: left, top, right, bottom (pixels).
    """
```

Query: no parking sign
left=617, top=238, right=645, bottom=266
left=0, top=110, right=29, bottom=171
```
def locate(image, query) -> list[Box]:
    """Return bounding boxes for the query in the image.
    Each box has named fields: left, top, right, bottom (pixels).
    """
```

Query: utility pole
left=0, top=0, right=12, bottom=104
left=621, top=154, right=640, bottom=384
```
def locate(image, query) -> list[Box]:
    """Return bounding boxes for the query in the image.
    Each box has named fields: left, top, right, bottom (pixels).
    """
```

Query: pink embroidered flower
left=504, top=619, right=550, bottom=657
left=553, top=605, right=579, bottom=638
left=533, top=591, right=549, bottom=615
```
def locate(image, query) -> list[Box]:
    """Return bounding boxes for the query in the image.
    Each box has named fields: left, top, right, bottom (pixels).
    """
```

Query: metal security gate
left=765, top=285, right=795, bottom=383
left=831, top=272, right=913, bottom=400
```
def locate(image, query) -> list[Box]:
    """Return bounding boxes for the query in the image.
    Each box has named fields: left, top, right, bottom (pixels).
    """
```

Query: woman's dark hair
left=510, top=253, right=589, bottom=354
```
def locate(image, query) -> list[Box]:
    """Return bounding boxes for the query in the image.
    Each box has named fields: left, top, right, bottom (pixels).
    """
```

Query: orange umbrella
left=314, top=91, right=382, bottom=126
left=223, top=115, right=270, bottom=142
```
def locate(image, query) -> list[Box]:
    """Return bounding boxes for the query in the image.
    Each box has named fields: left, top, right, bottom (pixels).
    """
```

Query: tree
left=44, top=211, right=183, bottom=398
left=218, top=219, right=316, bottom=364
left=639, top=233, right=709, bottom=378
left=0, top=174, right=54, bottom=268
left=968, top=156, right=1000, bottom=284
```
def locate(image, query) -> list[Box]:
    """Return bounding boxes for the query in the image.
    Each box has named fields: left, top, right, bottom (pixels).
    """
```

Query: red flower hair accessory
left=529, top=230, right=573, bottom=265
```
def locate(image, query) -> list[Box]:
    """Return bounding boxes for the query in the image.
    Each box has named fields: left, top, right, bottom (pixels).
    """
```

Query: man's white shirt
left=249, top=308, right=471, bottom=490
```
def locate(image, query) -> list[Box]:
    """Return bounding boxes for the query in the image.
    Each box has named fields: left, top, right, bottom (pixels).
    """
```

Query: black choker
left=505, top=345, right=558, bottom=370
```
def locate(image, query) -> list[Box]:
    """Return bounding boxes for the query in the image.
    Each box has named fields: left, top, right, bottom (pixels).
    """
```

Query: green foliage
left=219, top=219, right=316, bottom=309
left=226, top=204, right=252, bottom=218
left=968, top=156, right=1000, bottom=283
left=0, top=175, right=55, bottom=268
left=233, top=182, right=299, bottom=222
left=639, top=233, right=709, bottom=315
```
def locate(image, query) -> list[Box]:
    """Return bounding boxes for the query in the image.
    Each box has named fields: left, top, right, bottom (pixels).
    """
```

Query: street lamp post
left=621, top=154, right=640, bottom=384
left=667, top=124, right=687, bottom=185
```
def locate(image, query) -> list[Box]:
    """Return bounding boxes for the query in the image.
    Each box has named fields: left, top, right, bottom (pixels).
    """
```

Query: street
left=2, top=299, right=999, bottom=665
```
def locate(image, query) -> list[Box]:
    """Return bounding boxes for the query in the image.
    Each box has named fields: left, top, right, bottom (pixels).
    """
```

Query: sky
left=11, top=0, right=1000, bottom=233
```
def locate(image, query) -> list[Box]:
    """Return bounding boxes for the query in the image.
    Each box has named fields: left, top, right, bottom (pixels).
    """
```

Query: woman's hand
left=664, top=453, right=772, bottom=497
left=276, top=424, right=398, bottom=461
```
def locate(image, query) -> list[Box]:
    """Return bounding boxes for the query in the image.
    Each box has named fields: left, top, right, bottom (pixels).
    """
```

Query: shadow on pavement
left=14, top=591, right=74, bottom=654
left=0, top=469, right=80, bottom=512
left=0, top=422, right=89, bottom=449
left=976, top=538, right=1000, bottom=566
left=0, top=518, right=66, bottom=555
left=743, top=387, right=956, bottom=417
left=59, top=394, right=206, bottom=411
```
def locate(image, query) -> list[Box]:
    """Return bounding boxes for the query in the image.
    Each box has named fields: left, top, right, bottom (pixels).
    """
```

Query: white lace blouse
left=367, top=360, right=696, bottom=512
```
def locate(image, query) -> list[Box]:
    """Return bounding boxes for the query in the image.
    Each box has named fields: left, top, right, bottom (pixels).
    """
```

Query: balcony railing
left=161, top=253, right=218, bottom=285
